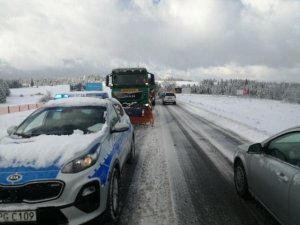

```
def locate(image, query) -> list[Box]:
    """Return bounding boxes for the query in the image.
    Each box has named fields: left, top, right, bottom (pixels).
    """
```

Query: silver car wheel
left=235, top=166, right=245, bottom=192
left=234, top=161, right=250, bottom=198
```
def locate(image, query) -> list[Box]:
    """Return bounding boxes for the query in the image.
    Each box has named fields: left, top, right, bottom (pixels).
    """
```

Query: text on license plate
left=0, top=211, right=36, bottom=223
left=121, top=89, right=139, bottom=93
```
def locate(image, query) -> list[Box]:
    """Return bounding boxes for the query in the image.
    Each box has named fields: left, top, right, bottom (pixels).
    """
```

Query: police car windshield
left=15, top=106, right=106, bottom=137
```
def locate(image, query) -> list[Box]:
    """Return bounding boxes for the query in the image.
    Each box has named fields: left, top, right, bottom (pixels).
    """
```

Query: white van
left=163, top=92, right=176, bottom=105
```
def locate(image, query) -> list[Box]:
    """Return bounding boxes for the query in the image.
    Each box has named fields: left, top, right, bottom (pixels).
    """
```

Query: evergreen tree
left=0, top=81, right=6, bottom=103
left=30, top=78, right=34, bottom=87
left=3, top=80, right=10, bottom=96
left=7, top=80, right=22, bottom=88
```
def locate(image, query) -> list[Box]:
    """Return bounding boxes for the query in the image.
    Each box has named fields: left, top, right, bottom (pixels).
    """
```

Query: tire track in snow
left=163, top=103, right=279, bottom=225
left=118, top=124, right=176, bottom=225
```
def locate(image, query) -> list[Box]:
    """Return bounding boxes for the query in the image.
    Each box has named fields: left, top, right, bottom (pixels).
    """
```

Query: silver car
left=0, top=97, right=135, bottom=225
left=162, top=92, right=176, bottom=105
left=234, top=127, right=300, bottom=225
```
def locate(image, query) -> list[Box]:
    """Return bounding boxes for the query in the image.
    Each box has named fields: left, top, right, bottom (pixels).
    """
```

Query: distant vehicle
left=54, top=91, right=109, bottom=100
left=0, top=97, right=135, bottom=225
left=158, top=92, right=166, bottom=99
left=106, top=67, right=155, bottom=126
left=84, top=82, right=103, bottom=91
left=234, top=127, right=300, bottom=225
left=163, top=92, right=176, bottom=105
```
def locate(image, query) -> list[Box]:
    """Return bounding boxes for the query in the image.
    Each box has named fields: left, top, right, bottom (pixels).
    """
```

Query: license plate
left=0, top=211, right=36, bottom=223
left=121, top=88, right=139, bottom=93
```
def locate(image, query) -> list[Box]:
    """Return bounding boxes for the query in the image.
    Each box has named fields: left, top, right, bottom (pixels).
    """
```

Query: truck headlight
left=62, top=144, right=100, bottom=173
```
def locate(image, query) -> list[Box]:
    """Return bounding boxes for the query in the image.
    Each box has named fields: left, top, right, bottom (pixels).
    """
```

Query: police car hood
left=0, top=130, right=105, bottom=172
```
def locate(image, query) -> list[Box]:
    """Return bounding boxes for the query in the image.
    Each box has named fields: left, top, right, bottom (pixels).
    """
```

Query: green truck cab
left=106, top=68, right=155, bottom=108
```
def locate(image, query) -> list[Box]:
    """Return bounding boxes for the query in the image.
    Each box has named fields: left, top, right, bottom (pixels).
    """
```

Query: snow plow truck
left=106, top=68, right=155, bottom=126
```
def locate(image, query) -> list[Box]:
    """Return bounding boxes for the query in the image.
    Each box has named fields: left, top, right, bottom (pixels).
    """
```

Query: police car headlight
left=62, top=154, right=98, bottom=173
left=62, top=144, right=100, bottom=173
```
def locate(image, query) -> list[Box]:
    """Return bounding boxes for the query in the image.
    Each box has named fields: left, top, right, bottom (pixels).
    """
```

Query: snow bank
left=177, top=94, right=300, bottom=142
left=3, top=85, right=70, bottom=106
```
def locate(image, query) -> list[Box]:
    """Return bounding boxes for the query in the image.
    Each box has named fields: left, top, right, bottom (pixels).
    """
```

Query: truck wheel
left=106, top=167, right=120, bottom=222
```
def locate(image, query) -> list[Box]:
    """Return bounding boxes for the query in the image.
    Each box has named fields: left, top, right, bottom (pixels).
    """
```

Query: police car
left=0, top=97, right=135, bottom=225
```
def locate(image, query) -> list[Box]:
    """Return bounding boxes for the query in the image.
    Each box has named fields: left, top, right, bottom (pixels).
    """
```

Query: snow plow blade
left=124, top=106, right=154, bottom=127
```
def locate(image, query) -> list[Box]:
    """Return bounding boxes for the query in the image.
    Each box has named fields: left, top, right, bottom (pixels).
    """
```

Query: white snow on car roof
left=46, top=97, right=108, bottom=107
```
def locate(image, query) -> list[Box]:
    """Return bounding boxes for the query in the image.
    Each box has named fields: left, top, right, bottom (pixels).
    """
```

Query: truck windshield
left=113, top=74, right=147, bottom=86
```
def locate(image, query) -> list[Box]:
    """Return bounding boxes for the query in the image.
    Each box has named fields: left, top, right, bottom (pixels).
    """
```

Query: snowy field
left=2, top=85, right=71, bottom=106
left=177, top=94, right=300, bottom=142
left=1, top=90, right=300, bottom=143
left=157, top=80, right=199, bottom=87
left=2, top=83, right=111, bottom=106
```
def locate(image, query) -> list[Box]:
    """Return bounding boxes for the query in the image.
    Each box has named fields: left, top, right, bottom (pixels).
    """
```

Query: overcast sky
left=0, top=0, right=299, bottom=82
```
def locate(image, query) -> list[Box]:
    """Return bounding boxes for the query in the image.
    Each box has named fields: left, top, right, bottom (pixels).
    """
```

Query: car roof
left=261, top=126, right=300, bottom=144
left=276, top=126, right=300, bottom=134
left=46, top=97, right=109, bottom=107
left=107, top=98, right=122, bottom=105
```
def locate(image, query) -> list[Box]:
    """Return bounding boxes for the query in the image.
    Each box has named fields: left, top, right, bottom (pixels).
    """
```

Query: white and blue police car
left=0, top=97, right=135, bottom=225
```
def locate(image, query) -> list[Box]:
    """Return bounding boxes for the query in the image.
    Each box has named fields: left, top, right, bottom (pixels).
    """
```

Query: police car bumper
left=0, top=179, right=104, bottom=225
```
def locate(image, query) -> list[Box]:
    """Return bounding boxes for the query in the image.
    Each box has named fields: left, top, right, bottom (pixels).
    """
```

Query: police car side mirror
left=111, top=122, right=129, bottom=133
left=7, top=126, right=18, bottom=135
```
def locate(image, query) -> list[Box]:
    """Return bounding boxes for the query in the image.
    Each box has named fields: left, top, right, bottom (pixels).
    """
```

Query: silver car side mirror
left=247, top=143, right=262, bottom=154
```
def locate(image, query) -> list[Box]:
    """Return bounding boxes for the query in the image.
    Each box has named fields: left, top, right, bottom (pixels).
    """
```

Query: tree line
left=0, top=79, right=10, bottom=103
left=159, top=79, right=300, bottom=103
left=1, top=78, right=300, bottom=104
left=181, top=79, right=300, bottom=103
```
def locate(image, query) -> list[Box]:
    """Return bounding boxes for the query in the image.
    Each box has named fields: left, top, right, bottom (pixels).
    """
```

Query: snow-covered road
left=91, top=99, right=280, bottom=225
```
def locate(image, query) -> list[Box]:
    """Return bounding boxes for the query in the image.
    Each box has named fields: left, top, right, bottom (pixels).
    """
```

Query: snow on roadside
left=177, top=94, right=300, bottom=142
left=3, top=83, right=111, bottom=106
left=3, top=85, right=70, bottom=106
left=0, top=110, right=34, bottom=138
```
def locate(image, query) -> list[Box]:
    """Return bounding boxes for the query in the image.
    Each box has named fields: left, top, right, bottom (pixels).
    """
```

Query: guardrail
left=0, top=103, right=44, bottom=115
